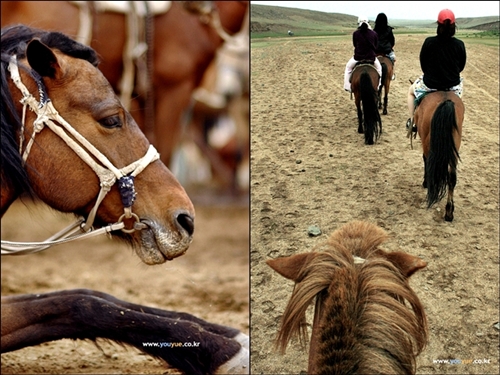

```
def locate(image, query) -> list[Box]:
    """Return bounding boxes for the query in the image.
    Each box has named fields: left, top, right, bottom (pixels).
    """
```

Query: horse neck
left=310, top=267, right=361, bottom=374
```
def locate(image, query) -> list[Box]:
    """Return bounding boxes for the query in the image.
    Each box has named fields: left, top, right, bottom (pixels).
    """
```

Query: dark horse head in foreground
left=1, top=25, right=248, bottom=375
left=351, top=64, right=382, bottom=145
left=268, top=221, right=428, bottom=375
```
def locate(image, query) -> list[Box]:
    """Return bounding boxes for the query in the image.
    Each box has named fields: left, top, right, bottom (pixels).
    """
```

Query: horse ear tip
left=266, top=257, right=280, bottom=269
left=416, top=258, right=427, bottom=269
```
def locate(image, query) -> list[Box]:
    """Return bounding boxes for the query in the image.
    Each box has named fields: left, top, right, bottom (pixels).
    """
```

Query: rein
left=1, top=56, right=160, bottom=255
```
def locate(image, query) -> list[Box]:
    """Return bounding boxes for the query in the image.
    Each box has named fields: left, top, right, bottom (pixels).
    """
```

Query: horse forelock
left=347, top=259, right=428, bottom=374
left=276, top=221, right=427, bottom=374
left=39, top=31, right=99, bottom=67
left=275, top=251, right=342, bottom=354
left=313, top=222, right=428, bottom=374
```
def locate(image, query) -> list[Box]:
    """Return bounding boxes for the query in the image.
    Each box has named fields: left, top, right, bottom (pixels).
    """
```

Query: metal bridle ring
left=117, top=212, right=141, bottom=233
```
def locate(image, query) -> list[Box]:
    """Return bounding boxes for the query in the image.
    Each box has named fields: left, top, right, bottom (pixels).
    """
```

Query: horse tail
left=360, top=70, right=382, bottom=145
left=426, top=100, right=460, bottom=208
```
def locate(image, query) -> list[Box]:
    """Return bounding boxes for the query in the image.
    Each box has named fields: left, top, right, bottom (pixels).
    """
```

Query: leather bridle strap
left=2, top=56, right=160, bottom=255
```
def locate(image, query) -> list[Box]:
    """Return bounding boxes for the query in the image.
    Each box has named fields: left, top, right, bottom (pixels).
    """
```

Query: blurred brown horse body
left=185, top=11, right=249, bottom=192
left=1, top=1, right=250, bottom=167
left=268, top=221, right=428, bottom=375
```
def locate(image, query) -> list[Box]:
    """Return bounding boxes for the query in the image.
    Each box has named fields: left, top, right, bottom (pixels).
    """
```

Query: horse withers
left=267, top=221, right=428, bottom=375
left=377, top=55, right=394, bottom=115
left=414, top=91, right=464, bottom=222
left=350, top=63, right=382, bottom=145
left=1, top=25, right=248, bottom=375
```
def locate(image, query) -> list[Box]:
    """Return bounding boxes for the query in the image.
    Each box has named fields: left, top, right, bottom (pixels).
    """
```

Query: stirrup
left=406, top=118, right=417, bottom=139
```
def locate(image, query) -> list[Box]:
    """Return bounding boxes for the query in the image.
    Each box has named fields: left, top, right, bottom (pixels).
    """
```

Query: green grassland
left=251, top=4, right=499, bottom=45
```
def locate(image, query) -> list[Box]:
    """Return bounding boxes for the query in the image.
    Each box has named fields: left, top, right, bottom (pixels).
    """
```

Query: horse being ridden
left=350, top=64, right=382, bottom=145
left=267, top=221, right=428, bottom=375
left=343, top=16, right=382, bottom=93
left=0, top=25, right=248, bottom=375
left=376, top=55, right=393, bottom=115
left=414, top=91, right=464, bottom=222
left=407, top=9, right=466, bottom=221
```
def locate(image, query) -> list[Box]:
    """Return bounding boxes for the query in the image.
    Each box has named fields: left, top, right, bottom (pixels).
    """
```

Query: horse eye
left=99, top=116, right=122, bottom=128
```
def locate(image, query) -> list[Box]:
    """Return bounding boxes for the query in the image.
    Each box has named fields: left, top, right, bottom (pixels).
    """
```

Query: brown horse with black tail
left=377, top=54, right=394, bottom=115
left=414, top=91, right=464, bottom=221
left=267, top=221, right=428, bottom=375
left=1, top=25, right=248, bottom=375
left=350, top=64, right=382, bottom=145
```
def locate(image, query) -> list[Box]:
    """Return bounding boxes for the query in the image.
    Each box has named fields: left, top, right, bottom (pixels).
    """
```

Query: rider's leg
left=374, top=58, right=382, bottom=89
left=344, top=57, right=357, bottom=92
left=407, top=83, right=416, bottom=129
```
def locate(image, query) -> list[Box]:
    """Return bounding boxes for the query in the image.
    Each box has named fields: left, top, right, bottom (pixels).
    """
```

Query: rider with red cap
left=406, top=9, right=466, bottom=135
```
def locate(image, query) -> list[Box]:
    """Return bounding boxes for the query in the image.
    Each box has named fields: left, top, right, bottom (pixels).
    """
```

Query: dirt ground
left=1, top=188, right=249, bottom=374
left=250, top=35, right=499, bottom=374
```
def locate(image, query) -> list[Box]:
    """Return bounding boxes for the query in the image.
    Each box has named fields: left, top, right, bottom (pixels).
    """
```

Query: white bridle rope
left=1, top=56, right=160, bottom=255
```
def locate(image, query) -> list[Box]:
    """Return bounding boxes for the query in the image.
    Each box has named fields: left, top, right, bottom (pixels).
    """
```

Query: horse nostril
left=176, top=212, right=194, bottom=237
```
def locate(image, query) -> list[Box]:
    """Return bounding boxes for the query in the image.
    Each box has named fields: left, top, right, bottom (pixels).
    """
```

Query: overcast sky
left=251, top=1, right=500, bottom=20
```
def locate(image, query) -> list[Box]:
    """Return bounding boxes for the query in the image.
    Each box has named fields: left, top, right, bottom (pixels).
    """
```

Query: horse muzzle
left=135, top=212, right=194, bottom=265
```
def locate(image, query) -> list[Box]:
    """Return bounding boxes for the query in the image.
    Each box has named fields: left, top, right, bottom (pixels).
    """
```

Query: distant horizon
left=251, top=1, right=500, bottom=21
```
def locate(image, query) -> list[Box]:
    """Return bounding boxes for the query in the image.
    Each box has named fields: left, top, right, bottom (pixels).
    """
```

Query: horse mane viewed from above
left=267, top=221, right=428, bottom=375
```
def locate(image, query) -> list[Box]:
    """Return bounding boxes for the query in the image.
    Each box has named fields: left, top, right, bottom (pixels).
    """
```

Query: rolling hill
left=251, top=4, right=499, bottom=36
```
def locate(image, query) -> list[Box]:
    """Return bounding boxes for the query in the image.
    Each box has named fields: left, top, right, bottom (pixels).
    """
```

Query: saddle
left=349, top=60, right=378, bottom=83
left=356, top=59, right=376, bottom=66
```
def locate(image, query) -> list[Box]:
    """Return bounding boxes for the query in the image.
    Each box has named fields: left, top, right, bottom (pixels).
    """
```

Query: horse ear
left=266, top=253, right=316, bottom=282
left=384, top=251, right=427, bottom=278
left=26, top=39, right=62, bottom=79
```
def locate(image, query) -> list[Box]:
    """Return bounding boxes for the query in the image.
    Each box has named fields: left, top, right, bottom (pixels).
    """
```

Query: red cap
left=438, top=9, right=455, bottom=24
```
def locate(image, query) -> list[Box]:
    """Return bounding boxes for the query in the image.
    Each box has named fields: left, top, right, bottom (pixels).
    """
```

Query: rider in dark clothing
left=419, top=36, right=466, bottom=89
left=374, top=13, right=395, bottom=58
left=344, top=16, right=382, bottom=92
left=352, top=27, right=378, bottom=61
left=374, top=13, right=396, bottom=79
left=406, top=9, right=466, bottom=133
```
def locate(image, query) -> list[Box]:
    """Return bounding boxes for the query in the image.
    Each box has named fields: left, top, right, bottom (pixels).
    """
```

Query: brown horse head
left=267, top=221, right=428, bottom=375
left=1, top=25, right=194, bottom=265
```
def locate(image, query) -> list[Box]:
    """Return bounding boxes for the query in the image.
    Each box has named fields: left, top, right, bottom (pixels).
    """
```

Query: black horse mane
left=1, top=24, right=99, bottom=197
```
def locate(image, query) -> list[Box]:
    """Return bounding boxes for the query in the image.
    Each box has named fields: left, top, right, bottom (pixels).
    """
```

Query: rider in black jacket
left=374, top=13, right=396, bottom=80
left=406, top=9, right=466, bottom=132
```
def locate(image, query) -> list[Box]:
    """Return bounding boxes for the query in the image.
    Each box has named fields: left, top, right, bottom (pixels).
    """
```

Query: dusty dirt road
left=1, top=189, right=249, bottom=374
left=250, top=34, right=498, bottom=374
